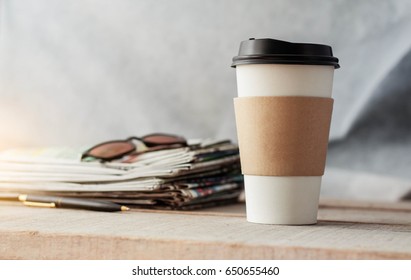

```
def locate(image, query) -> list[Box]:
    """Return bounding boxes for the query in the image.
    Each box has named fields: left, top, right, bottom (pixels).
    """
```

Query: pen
left=16, top=194, right=130, bottom=212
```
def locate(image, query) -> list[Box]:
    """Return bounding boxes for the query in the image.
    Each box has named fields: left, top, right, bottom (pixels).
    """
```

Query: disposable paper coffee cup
left=232, top=38, right=339, bottom=225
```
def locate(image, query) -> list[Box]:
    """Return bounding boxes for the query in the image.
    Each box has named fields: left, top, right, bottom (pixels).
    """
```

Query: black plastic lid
left=232, top=38, right=340, bottom=69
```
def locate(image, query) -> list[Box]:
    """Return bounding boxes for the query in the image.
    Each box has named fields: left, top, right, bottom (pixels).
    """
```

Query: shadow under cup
left=232, top=38, right=340, bottom=225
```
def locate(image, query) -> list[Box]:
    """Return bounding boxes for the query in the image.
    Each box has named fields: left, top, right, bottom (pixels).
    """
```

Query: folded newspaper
left=0, top=139, right=243, bottom=210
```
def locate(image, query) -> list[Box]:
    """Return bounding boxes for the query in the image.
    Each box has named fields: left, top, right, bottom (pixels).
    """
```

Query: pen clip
left=22, top=201, right=56, bottom=208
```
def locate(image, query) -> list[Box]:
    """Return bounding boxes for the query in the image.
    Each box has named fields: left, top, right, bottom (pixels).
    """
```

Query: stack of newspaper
left=0, top=139, right=243, bottom=210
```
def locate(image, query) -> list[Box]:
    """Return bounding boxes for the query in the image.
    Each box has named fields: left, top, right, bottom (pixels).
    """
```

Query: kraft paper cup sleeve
left=234, top=96, right=334, bottom=176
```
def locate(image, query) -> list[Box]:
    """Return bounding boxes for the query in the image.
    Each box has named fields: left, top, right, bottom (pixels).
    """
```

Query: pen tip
left=121, top=206, right=130, bottom=211
left=18, top=194, right=28, bottom=201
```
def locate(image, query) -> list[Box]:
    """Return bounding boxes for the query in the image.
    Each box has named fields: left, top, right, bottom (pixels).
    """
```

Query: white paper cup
left=236, top=64, right=334, bottom=98
left=232, top=39, right=339, bottom=225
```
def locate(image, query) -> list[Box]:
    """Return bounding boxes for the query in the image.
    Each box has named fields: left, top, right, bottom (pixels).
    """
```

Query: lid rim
left=231, top=60, right=340, bottom=69
left=232, top=57, right=340, bottom=69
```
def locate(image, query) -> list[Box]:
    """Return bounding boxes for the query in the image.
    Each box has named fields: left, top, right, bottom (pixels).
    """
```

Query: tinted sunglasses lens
left=85, top=141, right=135, bottom=160
left=142, top=134, right=186, bottom=147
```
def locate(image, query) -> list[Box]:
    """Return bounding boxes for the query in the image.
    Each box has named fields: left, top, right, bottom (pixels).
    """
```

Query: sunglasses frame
left=81, top=133, right=187, bottom=161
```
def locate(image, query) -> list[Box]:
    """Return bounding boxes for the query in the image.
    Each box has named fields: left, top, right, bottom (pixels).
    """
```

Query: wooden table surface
left=1, top=199, right=410, bottom=259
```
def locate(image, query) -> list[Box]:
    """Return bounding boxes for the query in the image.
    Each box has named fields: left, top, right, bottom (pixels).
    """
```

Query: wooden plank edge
left=319, top=198, right=411, bottom=212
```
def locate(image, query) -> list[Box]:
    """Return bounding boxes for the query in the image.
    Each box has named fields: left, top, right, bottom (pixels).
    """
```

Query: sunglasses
left=81, top=133, right=187, bottom=161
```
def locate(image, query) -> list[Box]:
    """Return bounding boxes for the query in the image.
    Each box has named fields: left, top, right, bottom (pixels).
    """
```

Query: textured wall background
left=1, top=0, right=411, bottom=199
